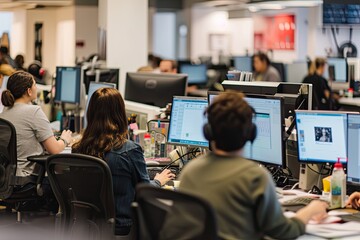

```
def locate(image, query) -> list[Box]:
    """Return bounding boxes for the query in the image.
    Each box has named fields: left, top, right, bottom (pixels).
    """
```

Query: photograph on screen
left=314, top=127, right=332, bottom=143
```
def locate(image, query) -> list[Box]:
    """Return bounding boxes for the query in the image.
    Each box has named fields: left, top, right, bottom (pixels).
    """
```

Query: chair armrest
left=27, top=154, right=51, bottom=196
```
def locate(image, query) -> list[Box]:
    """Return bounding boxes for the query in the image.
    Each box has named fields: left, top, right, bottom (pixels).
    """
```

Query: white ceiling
left=0, top=0, right=73, bottom=10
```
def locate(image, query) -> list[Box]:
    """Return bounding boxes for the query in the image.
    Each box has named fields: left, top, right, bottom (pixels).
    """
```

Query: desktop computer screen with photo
left=347, top=113, right=360, bottom=185
left=208, top=92, right=285, bottom=167
left=295, top=110, right=348, bottom=164
left=167, top=96, right=208, bottom=148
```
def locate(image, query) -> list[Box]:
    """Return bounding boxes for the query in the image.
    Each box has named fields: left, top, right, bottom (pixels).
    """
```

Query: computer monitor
left=286, top=62, right=308, bottom=83
left=221, top=81, right=313, bottom=118
left=325, top=58, right=347, bottom=83
left=295, top=110, right=348, bottom=164
left=125, top=72, right=188, bottom=108
left=233, top=56, right=252, bottom=72
left=83, top=81, right=116, bottom=129
left=167, top=96, right=208, bottom=148
left=55, top=66, right=81, bottom=104
left=83, top=68, right=119, bottom=94
left=347, top=113, right=360, bottom=185
left=208, top=92, right=285, bottom=167
left=178, top=63, right=207, bottom=85
left=125, top=100, right=161, bottom=130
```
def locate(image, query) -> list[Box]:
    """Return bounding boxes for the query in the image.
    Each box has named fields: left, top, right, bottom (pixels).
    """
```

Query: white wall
left=191, top=7, right=254, bottom=60
left=103, top=0, right=148, bottom=94
left=0, top=12, right=12, bottom=37
left=75, top=6, right=98, bottom=61
left=11, top=10, right=26, bottom=58
left=153, top=12, right=176, bottom=59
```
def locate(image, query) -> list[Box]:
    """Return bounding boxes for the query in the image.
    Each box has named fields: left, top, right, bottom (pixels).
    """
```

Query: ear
left=27, top=87, right=32, bottom=97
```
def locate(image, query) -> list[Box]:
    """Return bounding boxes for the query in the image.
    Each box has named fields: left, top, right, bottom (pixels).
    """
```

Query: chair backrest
left=134, top=184, right=218, bottom=240
left=46, top=153, right=115, bottom=239
left=0, top=118, right=17, bottom=199
left=271, top=62, right=286, bottom=82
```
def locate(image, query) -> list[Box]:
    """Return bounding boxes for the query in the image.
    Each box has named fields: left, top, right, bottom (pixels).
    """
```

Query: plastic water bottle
left=143, top=133, right=151, bottom=158
left=330, top=159, right=346, bottom=209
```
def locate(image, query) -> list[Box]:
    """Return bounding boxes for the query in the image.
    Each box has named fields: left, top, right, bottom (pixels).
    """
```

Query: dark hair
left=0, top=46, right=9, bottom=55
left=1, top=71, right=34, bottom=107
left=308, top=57, right=326, bottom=75
left=15, top=55, right=25, bottom=68
left=72, top=88, right=128, bottom=159
left=207, top=91, right=253, bottom=151
left=253, top=52, right=271, bottom=66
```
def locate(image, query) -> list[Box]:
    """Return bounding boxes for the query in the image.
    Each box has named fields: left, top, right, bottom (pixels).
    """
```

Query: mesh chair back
left=46, top=153, right=115, bottom=239
left=135, top=184, right=218, bottom=240
left=0, top=118, right=17, bottom=199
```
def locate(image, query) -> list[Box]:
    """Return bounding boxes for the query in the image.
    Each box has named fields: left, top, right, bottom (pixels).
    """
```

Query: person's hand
left=347, top=192, right=360, bottom=209
left=60, top=129, right=73, bottom=146
left=154, top=169, right=176, bottom=186
left=296, top=200, right=328, bottom=224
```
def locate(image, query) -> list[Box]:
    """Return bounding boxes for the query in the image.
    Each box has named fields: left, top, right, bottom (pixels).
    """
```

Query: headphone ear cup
left=203, top=123, right=213, bottom=141
left=249, top=124, right=257, bottom=143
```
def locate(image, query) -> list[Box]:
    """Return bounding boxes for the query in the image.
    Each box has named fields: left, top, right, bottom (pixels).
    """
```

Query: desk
left=339, top=98, right=360, bottom=111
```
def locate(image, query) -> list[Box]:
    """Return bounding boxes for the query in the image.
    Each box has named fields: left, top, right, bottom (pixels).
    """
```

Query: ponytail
left=309, top=57, right=326, bottom=76
left=1, top=89, right=15, bottom=107
left=308, top=60, right=316, bottom=75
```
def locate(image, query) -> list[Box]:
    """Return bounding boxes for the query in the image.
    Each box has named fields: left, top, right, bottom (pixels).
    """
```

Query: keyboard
left=282, top=196, right=320, bottom=206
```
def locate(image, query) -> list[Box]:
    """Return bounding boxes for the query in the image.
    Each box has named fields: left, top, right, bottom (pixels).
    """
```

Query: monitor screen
left=208, top=92, right=285, bottom=167
left=83, top=68, right=119, bottom=94
left=125, top=72, right=187, bottom=108
left=323, top=0, right=360, bottom=25
left=233, top=56, right=252, bottom=72
left=295, top=111, right=348, bottom=164
left=324, top=58, right=347, bottom=83
left=178, top=64, right=207, bottom=85
left=347, top=113, right=360, bottom=184
left=167, top=96, right=208, bottom=148
left=83, top=81, right=116, bottom=128
left=55, top=66, right=81, bottom=104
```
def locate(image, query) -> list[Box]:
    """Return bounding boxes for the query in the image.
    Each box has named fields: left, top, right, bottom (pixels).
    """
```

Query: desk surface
left=339, top=97, right=360, bottom=107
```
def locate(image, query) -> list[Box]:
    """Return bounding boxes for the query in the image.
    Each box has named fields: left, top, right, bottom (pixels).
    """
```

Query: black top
left=303, top=73, right=331, bottom=110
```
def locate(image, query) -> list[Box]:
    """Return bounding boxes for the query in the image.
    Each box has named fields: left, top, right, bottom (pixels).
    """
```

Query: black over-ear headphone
left=203, top=106, right=257, bottom=145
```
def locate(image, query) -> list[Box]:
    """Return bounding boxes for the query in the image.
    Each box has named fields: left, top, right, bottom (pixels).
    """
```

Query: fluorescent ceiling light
left=248, top=0, right=322, bottom=11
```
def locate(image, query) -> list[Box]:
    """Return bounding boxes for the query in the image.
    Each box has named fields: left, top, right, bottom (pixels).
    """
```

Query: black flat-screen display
left=323, top=0, right=360, bottom=25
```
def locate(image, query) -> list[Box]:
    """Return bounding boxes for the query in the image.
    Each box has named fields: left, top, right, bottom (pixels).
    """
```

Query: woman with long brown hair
left=72, top=88, right=174, bottom=237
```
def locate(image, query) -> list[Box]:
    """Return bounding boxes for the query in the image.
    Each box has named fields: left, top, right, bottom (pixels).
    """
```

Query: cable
left=307, top=164, right=331, bottom=176
left=161, top=149, right=201, bottom=171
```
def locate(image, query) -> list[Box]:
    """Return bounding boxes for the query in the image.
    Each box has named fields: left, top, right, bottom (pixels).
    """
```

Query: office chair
left=132, top=184, right=219, bottom=240
left=271, top=62, right=286, bottom=82
left=46, top=153, right=115, bottom=240
left=0, top=118, right=46, bottom=222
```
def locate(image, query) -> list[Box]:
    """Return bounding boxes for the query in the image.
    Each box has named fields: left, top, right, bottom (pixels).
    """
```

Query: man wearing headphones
left=179, top=91, right=328, bottom=239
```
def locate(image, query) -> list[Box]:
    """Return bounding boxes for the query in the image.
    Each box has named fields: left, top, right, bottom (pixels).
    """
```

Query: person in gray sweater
left=179, top=91, right=328, bottom=240
left=253, top=52, right=281, bottom=82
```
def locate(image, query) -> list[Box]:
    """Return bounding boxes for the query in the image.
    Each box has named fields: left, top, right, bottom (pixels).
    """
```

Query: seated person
left=179, top=91, right=328, bottom=239
left=72, top=88, right=175, bottom=236
left=0, top=71, right=72, bottom=212
left=159, top=59, right=177, bottom=73
left=348, top=192, right=360, bottom=209
left=303, top=58, right=339, bottom=110
left=253, top=52, right=281, bottom=82
left=0, top=71, right=4, bottom=113
left=0, top=71, right=72, bottom=177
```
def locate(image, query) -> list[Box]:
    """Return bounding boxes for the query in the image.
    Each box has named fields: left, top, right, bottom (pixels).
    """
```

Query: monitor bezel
left=167, top=95, right=209, bottom=148
left=295, top=110, right=350, bottom=164
left=55, top=66, right=81, bottom=104
left=346, top=112, right=360, bottom=185
left=208, top=91, right=286, bottom=168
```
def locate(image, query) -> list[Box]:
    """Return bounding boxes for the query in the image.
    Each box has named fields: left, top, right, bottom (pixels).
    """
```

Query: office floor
left=0, top=209, right=56, bottom=240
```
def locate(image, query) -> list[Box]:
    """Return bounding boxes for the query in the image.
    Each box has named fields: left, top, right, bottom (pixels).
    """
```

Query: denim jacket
left=105, top=140, right=159, bottom=235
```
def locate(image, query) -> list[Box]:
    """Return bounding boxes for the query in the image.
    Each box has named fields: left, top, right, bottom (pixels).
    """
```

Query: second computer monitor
left=295, top=110, right=348, bottom=164
left=233, top=56, right=252, bottom=72
left=125, top=72, right=188, bottom=108
left=84, top=81, right=116, bottom=128
left=347, top=113, right=360, bottom=185
left=55, top=66, right=81, bottom=104
left=167, top=96, right=209, bottom=148
left=208, top=92, right=285, bottom=167
left=178, top=63, right=207, bottom=85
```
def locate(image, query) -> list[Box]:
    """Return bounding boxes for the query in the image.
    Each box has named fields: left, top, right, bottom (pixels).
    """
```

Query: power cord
left=161, top=149, right=201, bottom=171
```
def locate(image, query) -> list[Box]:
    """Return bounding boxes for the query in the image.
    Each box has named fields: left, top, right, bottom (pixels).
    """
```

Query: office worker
left=179, top=92, right=328, bottom=240
left=159, top=59, right=177, bottom=73
left=0, top=71, right=73, bottom=177
left=253, top=52, right=281, bottom=82
left=72, top=88, right=175, bottom=236
left=302, top=58, right=334, bottom=110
